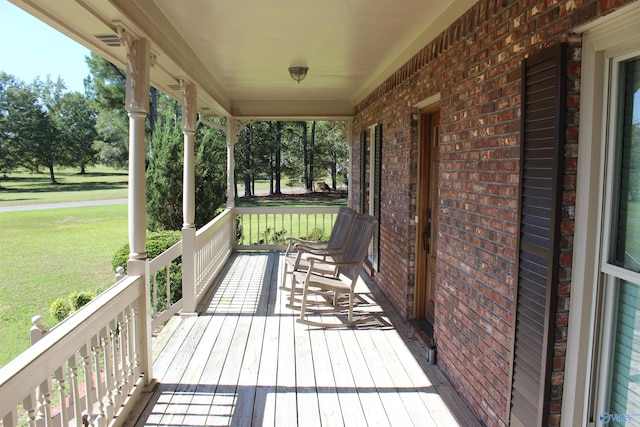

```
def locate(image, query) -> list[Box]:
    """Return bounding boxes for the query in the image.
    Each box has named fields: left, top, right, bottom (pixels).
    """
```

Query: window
left=596, top=53, right=640, bottom=422
left=565, top=4, right=640, bottom=425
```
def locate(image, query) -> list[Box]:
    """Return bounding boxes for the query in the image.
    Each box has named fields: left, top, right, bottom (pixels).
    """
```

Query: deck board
left=130, top=252, right=480, bottom=427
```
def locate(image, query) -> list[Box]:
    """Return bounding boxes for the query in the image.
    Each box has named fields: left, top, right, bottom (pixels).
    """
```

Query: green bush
left=70, top=291, right=97, bottom=310
left=50, top=290, right=97, bottom=322
left=111, top=230, right=182, bottom=271
left=112, top=230, right=183, bottom=312
left=302, top=227, right=328, bottom=242
left=256, top=227, right=288, bottom=245
left=50, top=297, right=73, bottom=322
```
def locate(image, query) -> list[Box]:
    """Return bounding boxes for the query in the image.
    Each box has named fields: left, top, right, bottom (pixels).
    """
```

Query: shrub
left=112, top=230, right=183, bottom=312
left=50, top=290, right=97, bottom=322
left=302, top=227, right=328, bottom=242
left=50, top=297, right=73, bottom=322
left=70, top=291, right=97, bottom=310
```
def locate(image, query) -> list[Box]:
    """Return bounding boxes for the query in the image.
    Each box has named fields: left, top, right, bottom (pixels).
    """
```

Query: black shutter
left=360, top=130, right=366, bottom=213
left=509, top=43, right=566, bottom=427
left=373, top=124, right=383, bottom=269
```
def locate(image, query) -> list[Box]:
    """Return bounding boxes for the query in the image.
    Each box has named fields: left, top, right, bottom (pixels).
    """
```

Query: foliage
left=146, top=120, right=183, bottom=231
left=256, top=227, right=289, bottom=245
left=85, top=53, right=129, bottom=169
left=0, top=73, right=99, bottom=182
left=112, top=230, right=183, bottom=313
left=55, top=92, right=99, bottom=173
left=93, top=109, right=129, bottom=168
left=49, top=297, right=73, bottom=322
left=111, top=230, right=182, bottom=271
left=50, top=290, right=97, bottom=322
left=146, top=112, right=227, bottom=231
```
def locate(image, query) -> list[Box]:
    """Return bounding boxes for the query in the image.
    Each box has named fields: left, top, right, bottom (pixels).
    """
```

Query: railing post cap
left=31, top=315, right=44, bottom=326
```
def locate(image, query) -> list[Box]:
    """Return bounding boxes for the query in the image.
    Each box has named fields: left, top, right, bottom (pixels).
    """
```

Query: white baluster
left=68, top=353, right=84, bottom=425
left=117, top=310, right=130, bottom=396
left=80, top=343, right=95, bottom=427
left=126, top=305, right=137, bottom=385
left=22, top=392, right=37, bottom=426
left=54, top=366, right=69, bottom=426
left=112, top=315, right=123, bottom=409
left=151, top=272, right=158, bottom=318
left=102, top=325, right=115, bottom=420
left=37, top=378, right=52, bottom=426
left=91, top=336, right=106, bottom=427
left=3, top=408, right=17, bottom=427
left=130, top=302, right=141, bottom=379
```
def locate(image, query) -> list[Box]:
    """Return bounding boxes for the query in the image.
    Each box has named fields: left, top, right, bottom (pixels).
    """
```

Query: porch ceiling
left=9, top=0, right=477, bottom=118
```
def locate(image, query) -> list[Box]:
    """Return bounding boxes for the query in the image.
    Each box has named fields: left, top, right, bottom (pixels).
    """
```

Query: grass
left=0, top=166, right=345, bottom=368
left=0, top=165, right=128, bottom=207
left=0, top=204, right=128, bottom=367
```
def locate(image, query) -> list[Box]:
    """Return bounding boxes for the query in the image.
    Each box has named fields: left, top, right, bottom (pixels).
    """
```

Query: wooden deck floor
left=129, top=252, right=480, bottom=427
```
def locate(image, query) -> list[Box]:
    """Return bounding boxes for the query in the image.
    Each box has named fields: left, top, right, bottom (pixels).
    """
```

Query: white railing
left=0, top=204, right=340, bottom=426
left=0, top=274, right=151, bottom=427
left=234, top=206, right=341, bottom=251
left=148, top=241, right=183, bottom=329
left=194, top=208, right=234, bottom=306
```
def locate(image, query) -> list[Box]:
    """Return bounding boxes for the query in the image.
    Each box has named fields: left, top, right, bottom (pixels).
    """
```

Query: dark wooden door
left=416, top=110, right=440, bottom=325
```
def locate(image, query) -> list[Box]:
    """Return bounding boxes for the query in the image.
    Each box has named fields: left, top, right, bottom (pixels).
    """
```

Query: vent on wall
left=94, top=34, right=121, bottom=47
left=166, top=84, right=181, bottom=91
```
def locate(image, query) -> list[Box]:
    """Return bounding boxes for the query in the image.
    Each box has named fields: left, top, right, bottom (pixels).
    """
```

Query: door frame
left=414, top=100, right=441, bottom=320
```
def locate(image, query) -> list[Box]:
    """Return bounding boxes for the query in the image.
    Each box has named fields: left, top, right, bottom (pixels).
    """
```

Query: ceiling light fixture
left=288, top=66, right=309, bottom=83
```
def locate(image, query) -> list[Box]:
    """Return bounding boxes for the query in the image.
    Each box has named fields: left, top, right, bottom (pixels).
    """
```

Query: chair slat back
left=326, top=207, right=356, bottom=249
left=338, top=213, right=376, bottom=281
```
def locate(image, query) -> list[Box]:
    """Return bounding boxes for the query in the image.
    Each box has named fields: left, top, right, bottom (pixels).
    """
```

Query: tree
left=1, top=79, right=62, bottom=183
left=146, top=110, right=227, bottom=231
left=56, top=92, right=98, bottom=173
left=0, top=72, right=20, bottom=178
left=146, top=120, right=183, bottom=230
left=85, top=53, right=129, bottom=168
left=314, top=121, right=349, bottom=189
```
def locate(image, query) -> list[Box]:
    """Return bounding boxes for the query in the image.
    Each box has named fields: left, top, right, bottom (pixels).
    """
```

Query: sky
left=0, top=1, right=91, bottom=93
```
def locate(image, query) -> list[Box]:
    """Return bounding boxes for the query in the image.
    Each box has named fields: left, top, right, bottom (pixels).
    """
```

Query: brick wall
left=352, top=0, right=633, bottom=425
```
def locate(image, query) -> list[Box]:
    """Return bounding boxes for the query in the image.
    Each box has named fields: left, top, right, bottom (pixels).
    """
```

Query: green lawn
left=0, top=166, right=345, bottom=368
left=0, top=204, right=128, bottom=367
left=0, top=165, right=128, bottom=207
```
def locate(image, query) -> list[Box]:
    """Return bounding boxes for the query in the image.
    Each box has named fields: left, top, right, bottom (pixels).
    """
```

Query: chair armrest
left=306, top=256, right=360, bottom=269
left=285, top=236, right=322, bottom=245
left=295, top=243, right=341, bottom=255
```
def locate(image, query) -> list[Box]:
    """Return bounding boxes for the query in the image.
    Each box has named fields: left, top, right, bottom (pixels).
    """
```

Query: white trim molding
left=563, top=3, right=640, bottom=426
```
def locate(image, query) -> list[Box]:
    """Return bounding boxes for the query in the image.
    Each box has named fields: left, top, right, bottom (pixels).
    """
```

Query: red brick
left=351, top=1, right=635, bottom=425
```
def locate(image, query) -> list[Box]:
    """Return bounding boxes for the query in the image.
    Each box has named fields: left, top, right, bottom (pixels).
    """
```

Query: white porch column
left=226, top=118, right=238, bottom=208
left=180, top=79, right=198, bottom=314
left=121, top=29, right=153, bottom=386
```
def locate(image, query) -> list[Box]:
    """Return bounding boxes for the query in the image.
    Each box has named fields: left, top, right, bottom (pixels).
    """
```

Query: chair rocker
left=280, top=206, right=355, bottom=297
left=294, top=213, right=375, bottom=328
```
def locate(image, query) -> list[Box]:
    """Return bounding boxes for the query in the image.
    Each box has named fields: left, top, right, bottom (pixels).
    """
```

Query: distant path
left=0, top=198, right=128, bottom=212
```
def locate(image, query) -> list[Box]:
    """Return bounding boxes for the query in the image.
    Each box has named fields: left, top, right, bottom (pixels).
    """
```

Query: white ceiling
left=10, top=0, right=477, bottom=118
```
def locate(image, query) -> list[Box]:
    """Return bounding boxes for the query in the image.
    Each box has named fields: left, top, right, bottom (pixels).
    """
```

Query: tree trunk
left=301, top=121, right=308, bottom=191
left=331, top=149, right=338, bottom=190
left=243, top=124, right=252, bottom=196
left=80, top=164, right=87, bottom=175
left=275, top=121, right=282, bottom=194
left=149, top=87, right=158, bottom=159
left=48, top=163, right=57, bottom=184
left=309, top=121, right=316, bottom=191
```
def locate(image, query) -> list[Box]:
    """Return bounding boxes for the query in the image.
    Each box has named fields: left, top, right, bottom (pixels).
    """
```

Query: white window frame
left=564, top=3, right=640, bottom=425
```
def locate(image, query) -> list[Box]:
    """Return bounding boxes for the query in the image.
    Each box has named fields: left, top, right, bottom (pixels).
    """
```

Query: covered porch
left=127, top=252, right=478, bottom=427
left=0, top=207, right=479, bottom=426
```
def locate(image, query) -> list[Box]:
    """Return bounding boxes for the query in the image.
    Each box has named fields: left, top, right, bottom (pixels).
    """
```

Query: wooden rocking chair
left=280, top=206, right=356, bottom=295
left=294, top=213, right=376, bottom=328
